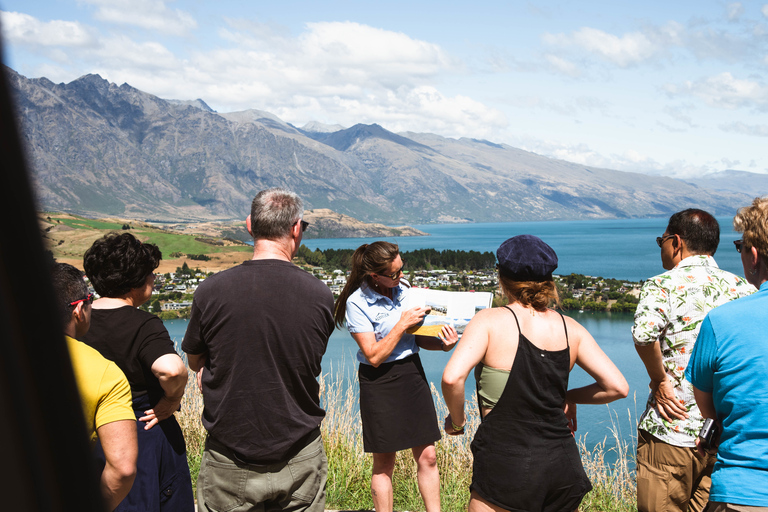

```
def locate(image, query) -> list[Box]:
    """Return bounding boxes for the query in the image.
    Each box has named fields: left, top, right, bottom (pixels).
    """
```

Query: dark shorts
left=470, top=433, right=591, bottom=512
left=359, top=353, right=441, bottom=453
left=94, top=403, right=194, bottom=512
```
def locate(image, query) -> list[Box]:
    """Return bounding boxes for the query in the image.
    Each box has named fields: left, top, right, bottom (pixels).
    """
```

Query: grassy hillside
left=40, top=212, right=252, bottom=272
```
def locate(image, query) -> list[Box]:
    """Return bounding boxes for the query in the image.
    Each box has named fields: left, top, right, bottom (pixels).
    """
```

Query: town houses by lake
left=120, top=256, right=643, bottom=320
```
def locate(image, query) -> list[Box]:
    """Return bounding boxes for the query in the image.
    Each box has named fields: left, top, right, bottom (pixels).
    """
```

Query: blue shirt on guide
left=345, top=281, right=419, bottom=365
left=686, top=281, right=768, bottom=507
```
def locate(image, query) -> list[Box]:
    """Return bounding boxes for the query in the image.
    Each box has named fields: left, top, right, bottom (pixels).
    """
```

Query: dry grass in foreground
left=177, top=371, right=637, bottom=512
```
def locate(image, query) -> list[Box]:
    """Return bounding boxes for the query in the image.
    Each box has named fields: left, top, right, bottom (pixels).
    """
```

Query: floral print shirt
left=632, top=255, right=754, bottom=447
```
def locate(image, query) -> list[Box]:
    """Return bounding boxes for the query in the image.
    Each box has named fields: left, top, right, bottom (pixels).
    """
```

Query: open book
left=405, top=288, right=494, bottom=337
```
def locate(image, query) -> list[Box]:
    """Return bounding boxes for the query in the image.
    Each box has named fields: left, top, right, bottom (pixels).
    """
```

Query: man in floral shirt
left=632, top=209, right=754, bottom=512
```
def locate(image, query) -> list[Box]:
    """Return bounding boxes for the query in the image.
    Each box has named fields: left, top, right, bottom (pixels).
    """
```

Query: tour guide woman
left=334, top=241, right=459, bottom=512
left=83, top=233, right=193, bottom=512
left=442, top=235, right=628, bottom=512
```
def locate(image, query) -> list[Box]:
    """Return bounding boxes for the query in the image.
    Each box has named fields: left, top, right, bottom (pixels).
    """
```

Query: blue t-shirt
left=686, top=281, right=768, bottom=506
left=345, top=282, right=419, bottom=365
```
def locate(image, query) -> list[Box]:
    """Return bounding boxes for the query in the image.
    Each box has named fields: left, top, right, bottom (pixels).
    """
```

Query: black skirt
left=358, top=353, right=441, bottom=453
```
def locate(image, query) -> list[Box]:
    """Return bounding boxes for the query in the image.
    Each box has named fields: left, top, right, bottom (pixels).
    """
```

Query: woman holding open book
left=333, top=241, right=458, bottom=512
left=442, top=234, right=628, bottom=512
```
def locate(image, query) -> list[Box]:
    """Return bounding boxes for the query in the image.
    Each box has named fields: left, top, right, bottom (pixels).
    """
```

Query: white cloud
left=762, top=5, right=768, bottom=17
left=542, top=18, right=766, bottom=72
left=513, top=136, right=723, bottom=178
left=303, top=22, right=448, bottom=69
left=543, top=27, right=659, bottom=67
left=159, top=20, right=505, bottom=137
left=0, top=11, right=95, bottom=47
left=720, top=122, right=768, bottom=136
left=95, top=36, right=179, bottom=70
left=195, top=21, right=457, bottom=94
left=665, top=72, right=768, bottom=110
left=12, top=17, right=499, bottom=138
left=543, top=54, right=581, bottom=77
left=77, top=0, right=197, bottom=35
left=727, top=2, right=744, bottom=21
left=506, top=95, right=610, bottom=118
left=663, top=105, right=697, bottom=127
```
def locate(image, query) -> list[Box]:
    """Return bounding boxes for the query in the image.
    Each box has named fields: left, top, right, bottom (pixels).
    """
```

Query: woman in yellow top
left=442, top=235, right=628, bottom=512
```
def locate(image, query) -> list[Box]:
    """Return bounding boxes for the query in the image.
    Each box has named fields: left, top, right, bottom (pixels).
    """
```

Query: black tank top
left=469, top=307, right=592, bottom=511
left=479, top=306, right=572, bottom=438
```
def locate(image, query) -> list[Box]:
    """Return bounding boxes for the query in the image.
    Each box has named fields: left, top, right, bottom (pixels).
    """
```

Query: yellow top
left=66, top=336, right=134, bottom=442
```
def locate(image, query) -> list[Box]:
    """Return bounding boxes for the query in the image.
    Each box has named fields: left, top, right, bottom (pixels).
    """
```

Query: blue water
left=303, top=217, right=746, bottom=282
left=167, top=217, right=750, bottom=459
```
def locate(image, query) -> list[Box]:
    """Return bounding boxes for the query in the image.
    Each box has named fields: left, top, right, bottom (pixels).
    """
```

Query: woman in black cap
left=442, top=234, right=628, bottom=512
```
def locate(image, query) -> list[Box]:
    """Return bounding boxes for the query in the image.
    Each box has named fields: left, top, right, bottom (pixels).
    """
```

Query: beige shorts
left=636, top=429, right=716, bottom=512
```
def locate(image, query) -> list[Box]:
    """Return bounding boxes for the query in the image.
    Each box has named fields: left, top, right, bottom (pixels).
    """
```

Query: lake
left=166, top=216, right=749, bottom=458
left=303, top=216, right=746, bottom=282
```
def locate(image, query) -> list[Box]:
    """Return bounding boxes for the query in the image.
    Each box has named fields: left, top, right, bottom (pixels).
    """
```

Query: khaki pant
left=637, top=429, right=716, bottom=512
left=197, top=434, right=327, bottom=512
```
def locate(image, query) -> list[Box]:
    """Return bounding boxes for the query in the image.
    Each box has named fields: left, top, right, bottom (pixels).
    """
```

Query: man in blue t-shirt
left=687, top=200, right=768, bottom=510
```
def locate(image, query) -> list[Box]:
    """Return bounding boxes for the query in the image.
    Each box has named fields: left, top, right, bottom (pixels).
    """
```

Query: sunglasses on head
left=69, top=292, right=94, bottom=307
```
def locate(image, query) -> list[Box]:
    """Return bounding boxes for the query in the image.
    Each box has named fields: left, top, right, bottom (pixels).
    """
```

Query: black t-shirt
left=82, top=306, right=177, bottom=405
left=182, top=259, right=335, bottom=463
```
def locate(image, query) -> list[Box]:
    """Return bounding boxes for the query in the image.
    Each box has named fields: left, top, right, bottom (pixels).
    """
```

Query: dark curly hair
left=83, top=232, right=161, bottom=297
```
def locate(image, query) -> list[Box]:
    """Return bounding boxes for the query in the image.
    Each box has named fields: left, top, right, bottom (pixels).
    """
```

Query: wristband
left=451, top=420, right=465, bottom=431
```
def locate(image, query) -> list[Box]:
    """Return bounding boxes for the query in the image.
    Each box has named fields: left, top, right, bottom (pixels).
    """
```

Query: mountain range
left=7, top=67, right=756, bottom=225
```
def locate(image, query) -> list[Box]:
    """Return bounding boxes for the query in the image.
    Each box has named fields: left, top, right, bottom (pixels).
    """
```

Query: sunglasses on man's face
left=734, top=239, right=743, bottom=253
left=656, top=234, right=675, bottom=248
left=300, top=220, right=309, bottom=232
left=69, top=292, right=94, bottom=307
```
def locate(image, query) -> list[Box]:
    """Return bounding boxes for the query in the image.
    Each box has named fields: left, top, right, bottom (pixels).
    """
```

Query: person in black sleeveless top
left=82, top=233, right=194, bottom=512
left=442, top=235, right=628, bottom=512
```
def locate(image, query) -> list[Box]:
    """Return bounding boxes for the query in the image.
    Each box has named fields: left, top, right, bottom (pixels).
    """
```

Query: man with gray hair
left=183, top=188, right=334, bottom=512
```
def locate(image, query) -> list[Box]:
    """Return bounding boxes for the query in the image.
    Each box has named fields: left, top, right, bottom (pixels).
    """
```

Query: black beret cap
left=496, top=235, right=558, bottom=281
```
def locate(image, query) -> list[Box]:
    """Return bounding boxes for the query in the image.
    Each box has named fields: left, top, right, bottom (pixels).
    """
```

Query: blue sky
left=2, top=0, right=768, bottom=178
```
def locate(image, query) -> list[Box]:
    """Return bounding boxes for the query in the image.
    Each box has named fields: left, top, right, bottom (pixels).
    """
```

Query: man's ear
left=75, top=302, right=87, bottom=321
left=749, top=245, right=761, bottom=272
left=71, top=302, right=85, bottom=327
left=672, top=234, right=683, bottom=254
left=291, top=219, right=302, bottom=238
left=245, top=215, right=253, bottom=237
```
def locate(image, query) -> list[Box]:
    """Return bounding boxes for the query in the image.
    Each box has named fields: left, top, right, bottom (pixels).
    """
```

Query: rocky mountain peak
left=310, top=122, right=433, bottom=152
left=8, top=67, right=753, bottom=225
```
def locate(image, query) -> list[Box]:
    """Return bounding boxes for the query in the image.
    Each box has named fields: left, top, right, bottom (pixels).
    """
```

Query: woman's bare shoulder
left=474, top=306, right=511, bottom=320
left=463, top=306, right=507, bottom=329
